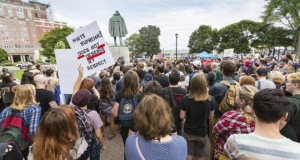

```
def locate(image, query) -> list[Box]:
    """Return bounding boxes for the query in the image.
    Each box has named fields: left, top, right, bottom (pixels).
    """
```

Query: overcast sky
left=37, top=0, right=267, bottom=50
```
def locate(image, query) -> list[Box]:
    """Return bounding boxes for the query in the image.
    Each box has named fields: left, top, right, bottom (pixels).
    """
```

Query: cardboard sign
left=55, top=49, right=78, bottom=94
left=66, top=21, right=115, bottom=77
left=223, top=48, right=234, bottom=57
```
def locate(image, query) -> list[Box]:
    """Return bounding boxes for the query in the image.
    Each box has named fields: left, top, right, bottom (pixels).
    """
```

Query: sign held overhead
left=66, top=21, right=115, bottom=77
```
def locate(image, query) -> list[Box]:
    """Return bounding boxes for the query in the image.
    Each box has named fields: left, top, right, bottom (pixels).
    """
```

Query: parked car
left=16, top=62, right=33, bottom=69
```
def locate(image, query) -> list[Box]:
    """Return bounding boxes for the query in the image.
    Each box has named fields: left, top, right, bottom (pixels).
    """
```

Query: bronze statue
left=109, top=11, right=128, bottom=46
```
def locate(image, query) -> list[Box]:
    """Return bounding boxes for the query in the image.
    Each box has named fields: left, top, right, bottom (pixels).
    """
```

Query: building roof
left=28, top=0, right=50, bottom=8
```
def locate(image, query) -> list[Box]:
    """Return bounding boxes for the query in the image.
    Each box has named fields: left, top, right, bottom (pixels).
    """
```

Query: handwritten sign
left=66, top=21, right=115, bottom=77
left=55, top=49, right=78, bottom=94
left=223, top=48, right=234, bottom=57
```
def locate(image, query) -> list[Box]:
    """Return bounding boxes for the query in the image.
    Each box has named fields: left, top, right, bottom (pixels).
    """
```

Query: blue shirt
left=0, top=105, right=41, bottom=138
left=116, top=79, right=123, bottom=93
left=125, top=134, right=187, bottom=160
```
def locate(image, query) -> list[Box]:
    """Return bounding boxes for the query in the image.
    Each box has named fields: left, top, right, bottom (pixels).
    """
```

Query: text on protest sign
left=223, top=48, right=234, bottom=57
left=66, top=21, right=115, bottom=77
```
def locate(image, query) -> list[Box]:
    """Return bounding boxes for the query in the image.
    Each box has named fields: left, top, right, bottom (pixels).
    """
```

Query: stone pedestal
left=109, top=46, right=130, bottom=64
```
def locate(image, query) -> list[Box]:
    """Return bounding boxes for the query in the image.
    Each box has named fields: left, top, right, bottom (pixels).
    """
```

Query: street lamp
left=175, top=33, right=178, bottom=60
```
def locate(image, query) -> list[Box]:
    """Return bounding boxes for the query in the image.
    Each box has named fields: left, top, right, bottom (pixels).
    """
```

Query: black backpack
left=0, top=142, right=23, bottom=160
left=163, top=87, right=181, bottom=133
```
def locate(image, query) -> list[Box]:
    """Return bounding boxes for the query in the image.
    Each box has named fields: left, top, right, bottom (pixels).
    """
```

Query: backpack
left=218, top=81, right=240, bottom=113
left=55, top=85, right=61, bottom=105
left=118, top=95, right=139, bottom=127
left=0, top=142, right=23, bottom=160
left=0, top=110, right=30, bottom=152
left=74, top=107, right=95, bottom=147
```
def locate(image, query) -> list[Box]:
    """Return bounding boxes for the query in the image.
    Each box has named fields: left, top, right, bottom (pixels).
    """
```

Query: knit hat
left=72, top=89, right=91, bottom=107
left=256, top=67, right=268, bottom=76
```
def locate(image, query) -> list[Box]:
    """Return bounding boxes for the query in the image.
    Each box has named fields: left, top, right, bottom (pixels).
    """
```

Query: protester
left=186, top=60, right=203, bottom=91
left=44, top=69, right=59, bottom=95
left=224, top=89, right=300, bottom=159
left=34, top=75, right=58, bottom=117
left=111, top=72, right=121, bottom=91
left=209, top=60, right=236, bottom=158
left=112, top=70, right=144, bottom=160
left=180, top=73, right=215, bottom=160
left=125, top=94, right=187, bottom=160
left=98, top=77, right=116, bottom=140
left=0, top=72, right=18, bottom=107
left=239, top=75, right=255, bottom=86
left=281, top=72, right=300, bottom=142
left=29, top=105, right=87, bottom=160
left=213, top=85, right=258, bottom=160
left=0, top=84, right=41, bottom=158
left=162, top=69, right=186, bottom=135
left=20, top=72, right=35, bottom=86
left=154, top=64, right=169, bottom=88
left=255, top=67, right=276, bottom=90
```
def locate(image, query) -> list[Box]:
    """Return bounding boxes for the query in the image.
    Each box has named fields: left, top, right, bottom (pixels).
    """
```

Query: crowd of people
left=0, top=52, right=299, bottom=160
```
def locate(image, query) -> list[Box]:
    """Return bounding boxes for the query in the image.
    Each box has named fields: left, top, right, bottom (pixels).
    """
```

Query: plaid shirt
left=212, top=110, right=255, bottom=160
left=0, top=105, right=41, bottom=138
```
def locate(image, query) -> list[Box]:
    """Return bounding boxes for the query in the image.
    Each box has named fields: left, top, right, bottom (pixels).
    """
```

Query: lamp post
left=175, top=33, right=178, bottom=60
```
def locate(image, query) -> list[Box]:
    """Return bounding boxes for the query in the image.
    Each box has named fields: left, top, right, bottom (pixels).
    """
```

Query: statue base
left=109, top=46, right=130, bottom=65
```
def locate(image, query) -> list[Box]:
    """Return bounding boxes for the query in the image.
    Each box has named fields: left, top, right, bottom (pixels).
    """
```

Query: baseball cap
left=239, top=66, right=247, bottom=73
left=256, top=67, right=268, bottom=76
left=144, top=73, right=153, bottom=81
left=192, top=60, right=202, bottom=68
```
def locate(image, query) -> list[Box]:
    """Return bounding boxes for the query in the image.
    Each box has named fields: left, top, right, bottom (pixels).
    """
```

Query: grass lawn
left=9, top=69, right=24, bottom=80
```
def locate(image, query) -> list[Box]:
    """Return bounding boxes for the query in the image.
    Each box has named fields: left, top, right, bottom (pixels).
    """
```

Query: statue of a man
left=109, top=11, right=128, bottom=46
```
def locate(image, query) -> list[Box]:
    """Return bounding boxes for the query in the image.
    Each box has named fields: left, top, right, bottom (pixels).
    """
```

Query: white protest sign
left=223, top=48, right=234, bottom=57
left=66, top=21, right=115, bottom=77
left=55, top=49, right=78, bottom=94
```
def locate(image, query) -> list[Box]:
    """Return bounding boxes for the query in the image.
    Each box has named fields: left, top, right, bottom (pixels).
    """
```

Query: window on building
left=0, top=11, right=3, bottom=16
left=36, top=5, right=40, bottom=10
left=0, top=5, right=2, bottom=8
left=37, top=14, right=41, bottom=18
left=31, top=27, right=34, bottom=31
left=8, top=12, right=13, bottom=17
left=8, top=6, right=11, bottom=10
left=41, top=22, right=45, bottom=26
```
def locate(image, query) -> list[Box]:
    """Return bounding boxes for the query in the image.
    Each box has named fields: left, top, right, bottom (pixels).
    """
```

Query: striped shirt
left=224, top=133, right=300, bottom=160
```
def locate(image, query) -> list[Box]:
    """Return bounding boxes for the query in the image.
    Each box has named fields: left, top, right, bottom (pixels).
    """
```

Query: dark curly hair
left=20, top=72, right=35, bottom=86
left=220, top=60, right=236, bottom=77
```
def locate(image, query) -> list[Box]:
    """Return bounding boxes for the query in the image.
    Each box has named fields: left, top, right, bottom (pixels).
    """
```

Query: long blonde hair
left=238, top=85, right=258, bottom=123
left=187, top=73, right=211, bottom=101
left=11, top=84, right=38, bottom=110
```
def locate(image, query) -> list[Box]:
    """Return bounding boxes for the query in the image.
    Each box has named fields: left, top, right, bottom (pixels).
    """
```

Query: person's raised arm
left=73, top=65, right=83, bottom=96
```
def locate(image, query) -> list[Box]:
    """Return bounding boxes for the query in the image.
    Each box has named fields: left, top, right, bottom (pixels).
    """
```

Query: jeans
left=90, top=143, right=101, bottom=160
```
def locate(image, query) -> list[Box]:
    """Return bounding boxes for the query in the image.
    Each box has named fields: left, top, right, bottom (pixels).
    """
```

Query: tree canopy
left=39, top=27, right=74, bottom=58
left=262, top=0, right=300, bottom=56
left=0, top=48, right=9, bottom=61
left=124, top=33, right=143, bottom=56
left=139, top=25, right=161, bottom=59
left=188, top=25, right=218, bottom=54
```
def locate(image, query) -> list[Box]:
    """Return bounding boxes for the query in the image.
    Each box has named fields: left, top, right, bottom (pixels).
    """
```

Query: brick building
left=0, top=0, right=67, bottom=63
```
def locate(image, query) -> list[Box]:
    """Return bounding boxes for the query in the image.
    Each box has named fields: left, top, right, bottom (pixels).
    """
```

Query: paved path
left=100, top=125, right=211, bottom=160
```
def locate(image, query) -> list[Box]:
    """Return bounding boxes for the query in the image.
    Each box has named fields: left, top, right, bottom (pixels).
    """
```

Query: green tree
left=139, top=25, right=161, bottom=60
left=188, top=25, right=218, bottom=54
left=39, top=27, right=74, bottom=58
left=251, top=23, right=294, bottom=51
left=55, top=40, right=66, bottom=49
left=124, top=33, right=143, bottom=56
left=262, top=0, right=300, bottom=57
left=218, top=20, right=260, bottom=54
left=0, top=48, right=9, bottom=61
